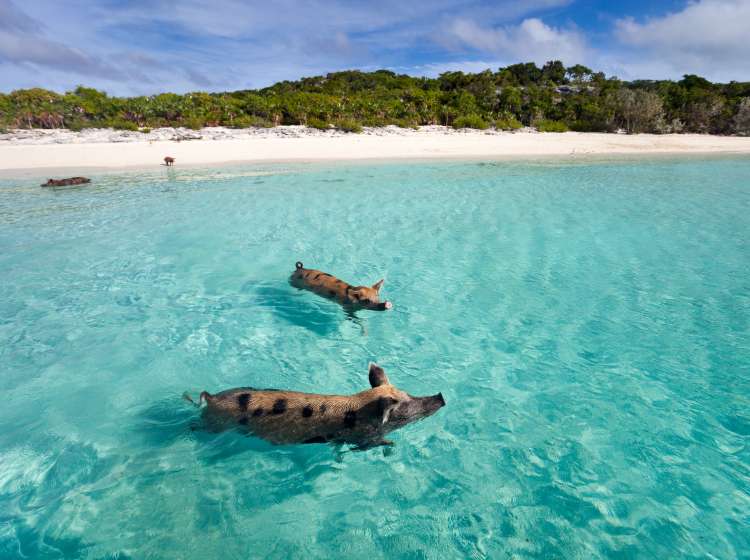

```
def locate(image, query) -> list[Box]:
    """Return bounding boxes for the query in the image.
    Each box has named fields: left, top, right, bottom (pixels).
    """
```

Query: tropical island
left=2, top=61, right=750, bottom=135
left=2, top=61, right=750, bottom=172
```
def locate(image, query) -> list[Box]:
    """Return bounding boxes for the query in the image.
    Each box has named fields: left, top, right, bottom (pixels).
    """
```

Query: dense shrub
left=184, top=117, right=204, bottom=130
left=66, top=120, right=86, bottom=132
left=536, top=119, right=569, bottom=132
left=614, top=89, right=664, bottom=133
left=231, top=115, right=273, bottom=128
left=453, top=114, right=488, bottom=129
left=733, top=98, right=750, bottom=136
left=494, top=116, right=523, bottom=130
left=306, top=117, right=330, bottom=130
left=393, top=118, right=419, bottom=129
left=361, top=116, right=388, bottom=127
left=106, top=119, right=138, bottom=131
left=335, top=119, right=363, bottom=133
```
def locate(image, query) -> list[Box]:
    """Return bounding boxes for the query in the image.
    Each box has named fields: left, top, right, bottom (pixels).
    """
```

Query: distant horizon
left=1, top=0, right=749, bottom=96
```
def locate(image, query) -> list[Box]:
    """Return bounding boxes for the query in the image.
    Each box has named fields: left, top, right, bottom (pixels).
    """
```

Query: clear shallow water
left=1, top=157, right=748, bottom=559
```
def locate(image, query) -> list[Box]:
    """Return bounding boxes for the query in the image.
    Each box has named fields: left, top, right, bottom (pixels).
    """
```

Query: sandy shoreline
left=1, top=125, right=749, bottom=175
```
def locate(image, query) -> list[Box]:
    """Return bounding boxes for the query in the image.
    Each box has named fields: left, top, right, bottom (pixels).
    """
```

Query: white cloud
left=0, top=30, right=123, bottom=80
left=0, top=0, right=577, bottom=94
left=397, top=60, right=506, bottom=76
left=613, top=0, right=750, bottom=81
left=1, top=0, right=748, bottom=94
left=443, top=18, right=587, bottom=66
left=615, top=0, right=750, bottom=53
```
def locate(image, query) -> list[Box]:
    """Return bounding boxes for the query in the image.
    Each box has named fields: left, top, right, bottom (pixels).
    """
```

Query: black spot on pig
left=302, top=405, right=313, bottom=418
left=252, top=408, right=264, bottom=417
left=237, top=393, right=251, bottom=411
left=303, top=436, right=327, bottom=444
left=344, top=410, right=357, bottom=428
left=272, top=399, right=287, bottom=414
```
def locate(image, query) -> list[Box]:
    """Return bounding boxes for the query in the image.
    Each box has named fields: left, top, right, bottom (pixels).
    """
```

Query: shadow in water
left=133, top=397, right=198, bottom=447
left=136, top=396, right=346, bottom=474
left=241, top=281, right=347, bottom=336
left=135, top=396, right=331, bottom=457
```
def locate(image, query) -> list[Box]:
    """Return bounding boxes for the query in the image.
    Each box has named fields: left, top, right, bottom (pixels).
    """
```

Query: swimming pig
left=290, top=262, right=393, bottom=311
left=187, top=364, right=445, bottom=449
left=41, top=177, right=91, bottom=187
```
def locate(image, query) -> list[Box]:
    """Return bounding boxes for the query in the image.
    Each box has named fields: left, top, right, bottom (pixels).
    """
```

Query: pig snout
left=374, top=301, right=393, bottom=311
left=430, top=393, right=446, bottom=410
left=416, top=393, right=446, bottom=416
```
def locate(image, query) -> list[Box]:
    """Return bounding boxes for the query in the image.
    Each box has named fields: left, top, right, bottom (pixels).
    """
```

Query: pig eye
left=361, top=298, right=371, bottom=305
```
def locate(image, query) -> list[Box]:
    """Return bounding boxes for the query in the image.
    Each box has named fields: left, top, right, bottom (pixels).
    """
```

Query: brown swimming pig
left=188, top=364, right=445, bottom=449
left=290, top=262, right=393, bottom=311
left=41, top=177, right=91, bottom=187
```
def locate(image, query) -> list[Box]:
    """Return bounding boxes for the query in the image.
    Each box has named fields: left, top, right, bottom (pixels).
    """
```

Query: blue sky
left=1, top=0, right=748, bottom=95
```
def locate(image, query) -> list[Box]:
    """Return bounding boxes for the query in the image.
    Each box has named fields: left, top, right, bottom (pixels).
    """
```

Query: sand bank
left=1, top=126, right=749, bottom=174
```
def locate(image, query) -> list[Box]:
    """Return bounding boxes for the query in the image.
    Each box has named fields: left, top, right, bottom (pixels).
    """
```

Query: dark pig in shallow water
left=290, top=262, right=393, bottom=311
left=41, top=177, right=91, bottom=187
left=186, top=364, right=445, bottom=449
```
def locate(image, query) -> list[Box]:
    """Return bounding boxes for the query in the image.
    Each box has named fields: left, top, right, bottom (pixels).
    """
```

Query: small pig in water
left=187, top=364, right=445, bottom=449
left=290, top=262, right=393, bottom=312
left=41, top=177, right=91, bottom=187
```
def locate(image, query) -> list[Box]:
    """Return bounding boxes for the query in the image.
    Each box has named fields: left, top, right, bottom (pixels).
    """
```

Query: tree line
left=2, top=61, right=750, bottom=135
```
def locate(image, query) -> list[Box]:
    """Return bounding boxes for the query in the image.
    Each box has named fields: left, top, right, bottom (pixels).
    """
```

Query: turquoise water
left=1, top=157, right=748, bottom=559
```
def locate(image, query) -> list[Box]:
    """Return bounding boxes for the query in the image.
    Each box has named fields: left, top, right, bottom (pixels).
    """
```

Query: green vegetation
left=306, top=117, right=330, bottom=130
left=453, top=114, right=489, bottom=130
left=1, top=63, right=749, bottom=134
left=535, top=119, right=569, bottom=132
left=334, top=119, right=363, bottom=133
left=494, top=116, right=524, bottom=130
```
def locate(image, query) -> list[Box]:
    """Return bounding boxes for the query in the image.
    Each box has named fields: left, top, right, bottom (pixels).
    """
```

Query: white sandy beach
left=1, top=125, right=749, bottom=174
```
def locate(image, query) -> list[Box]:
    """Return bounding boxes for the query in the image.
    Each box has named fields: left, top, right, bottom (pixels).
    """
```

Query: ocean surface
left=0, top=157, right=748, bottom=559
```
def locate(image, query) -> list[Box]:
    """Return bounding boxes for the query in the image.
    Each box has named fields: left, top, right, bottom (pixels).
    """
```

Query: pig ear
left=371, top=279, right=384, bottom=292
left=368, top=363, right=390, bottom=387
left=378, top=397, right=399, bottom=425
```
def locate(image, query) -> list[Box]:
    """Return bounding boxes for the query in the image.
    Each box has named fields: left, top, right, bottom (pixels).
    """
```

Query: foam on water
left=1, top=158, right=748, bottom=558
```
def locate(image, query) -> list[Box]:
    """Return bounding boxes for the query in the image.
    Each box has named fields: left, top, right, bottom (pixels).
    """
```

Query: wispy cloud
left=0, top=0, right=123, bottom=80
left=0, top=0, right=747, bottom=94
left=612, top=0, right=750, bottom=81
left=0, top=0, right=39, bottom=33
left=440, top=18, right=587, bottom=67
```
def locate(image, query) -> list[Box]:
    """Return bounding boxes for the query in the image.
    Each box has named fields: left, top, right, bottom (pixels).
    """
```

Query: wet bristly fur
left=41, top=177, right=91, bottom=187
left=289, top=262, right=390, bottom=311
left=191, top=364, right=445, bottom=448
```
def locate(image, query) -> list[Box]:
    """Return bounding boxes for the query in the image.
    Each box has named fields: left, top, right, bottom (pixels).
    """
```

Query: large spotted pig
left=188, top=364, right=445, bottom=449
left=290, top=262, right=393, bottom=311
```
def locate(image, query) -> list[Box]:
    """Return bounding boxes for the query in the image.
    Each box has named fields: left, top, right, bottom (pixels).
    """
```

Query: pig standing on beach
left=290, top=262, right=393, bottom=311
left=187, top=364, right=445, bottom=449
